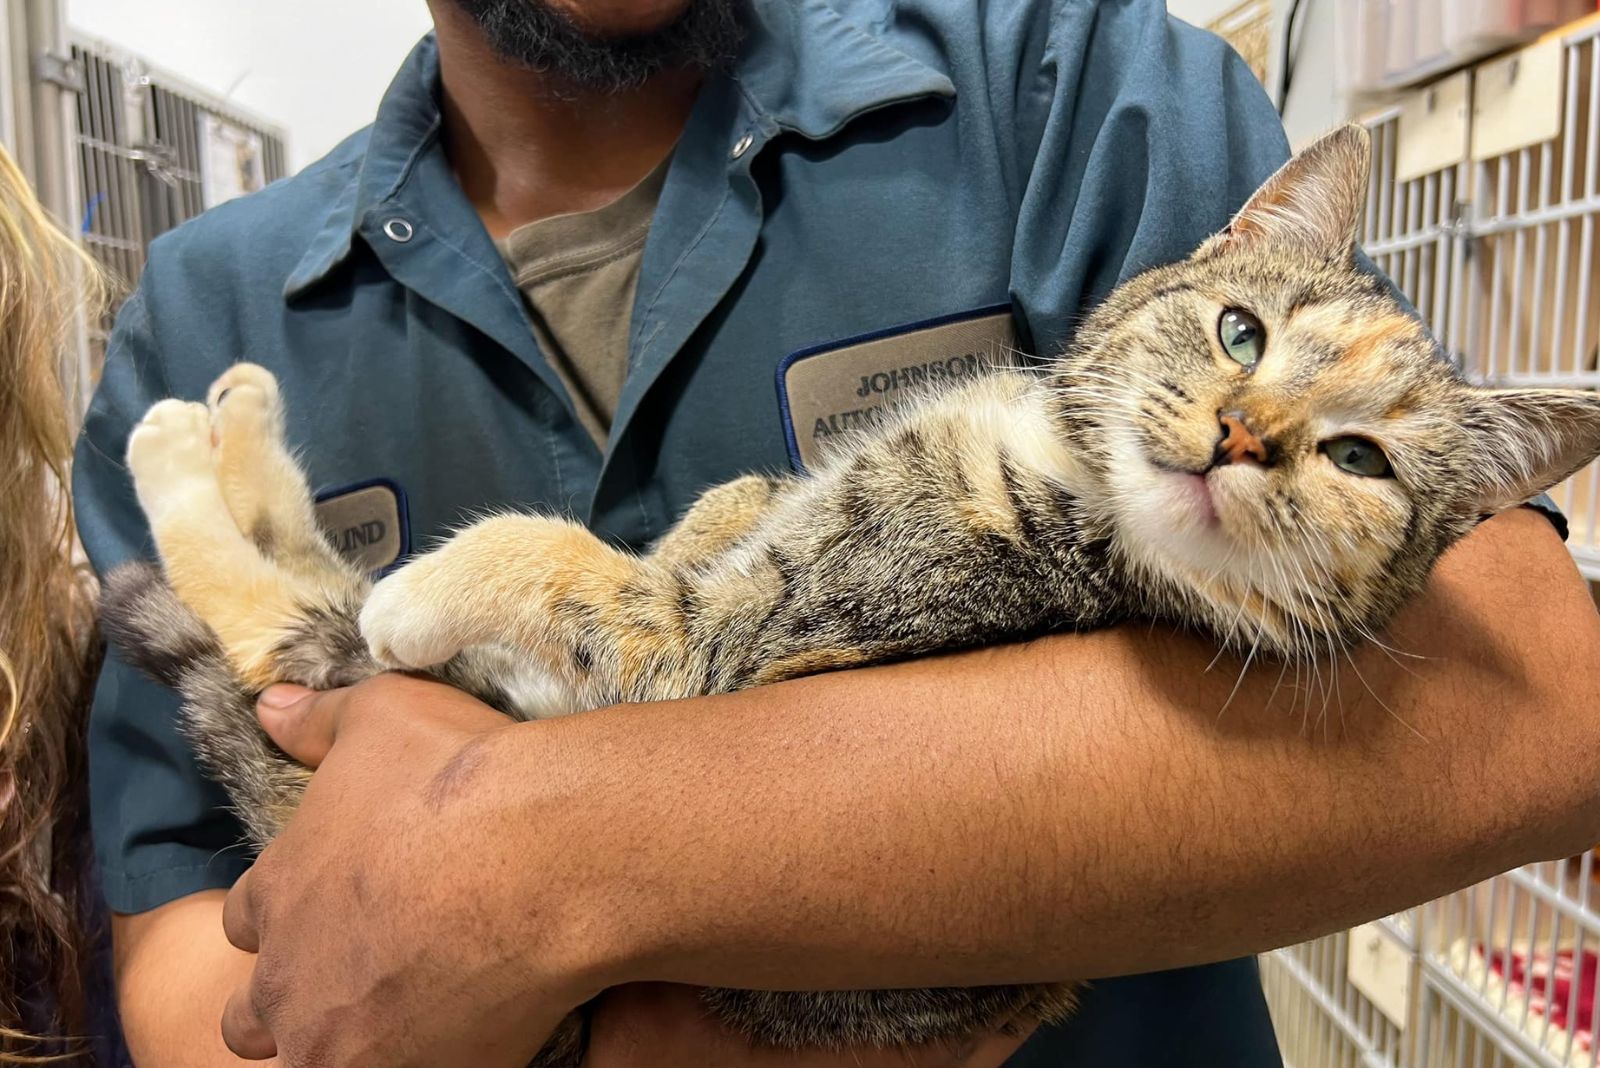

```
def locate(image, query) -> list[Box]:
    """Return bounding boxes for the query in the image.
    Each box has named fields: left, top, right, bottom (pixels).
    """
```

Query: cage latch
left=34, top=51, right=85, bottom=94
left=1443, top=205, right=1479, bottom=261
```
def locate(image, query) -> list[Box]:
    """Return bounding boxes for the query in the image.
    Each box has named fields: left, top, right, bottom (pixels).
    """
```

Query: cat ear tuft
left=1463, top=388, right=1600, bottom=516
left=1214, top=123, right=1372, bottom=261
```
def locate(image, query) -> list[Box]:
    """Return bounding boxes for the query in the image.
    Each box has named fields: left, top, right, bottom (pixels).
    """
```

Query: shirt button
left=382, top=218, right=414, bottom=243
left=731, top=132, right=754, bottom=160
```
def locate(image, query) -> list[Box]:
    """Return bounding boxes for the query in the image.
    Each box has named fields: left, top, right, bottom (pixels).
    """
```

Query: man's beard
left=449, top=0, right=746, bottom=93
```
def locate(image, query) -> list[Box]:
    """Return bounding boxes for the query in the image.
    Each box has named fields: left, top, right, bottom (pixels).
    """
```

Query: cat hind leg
left=206, top=362, right=354, bottom=582
left=126, top=388, right=345, bottom=690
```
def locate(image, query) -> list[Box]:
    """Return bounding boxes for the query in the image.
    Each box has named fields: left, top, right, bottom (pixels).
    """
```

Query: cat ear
left=1463, top=388, right=1600, bottom=515
left=1211, top=124, right=1372, bottom=261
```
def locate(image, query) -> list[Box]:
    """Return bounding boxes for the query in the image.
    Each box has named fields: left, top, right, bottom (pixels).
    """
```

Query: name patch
left=314, top=479, right=409, bottom=575
left=776, top=305, right=1019, bottom=472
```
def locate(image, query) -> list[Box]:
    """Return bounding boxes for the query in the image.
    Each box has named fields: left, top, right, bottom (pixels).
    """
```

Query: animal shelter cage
left=1261, top=12, right=1600, bottom=1068
left=1348, top=13, right=1600, bottom=576
left=67, top=36, right=288, bottom=380
left=1264, top=860, right=1600, bottom=1068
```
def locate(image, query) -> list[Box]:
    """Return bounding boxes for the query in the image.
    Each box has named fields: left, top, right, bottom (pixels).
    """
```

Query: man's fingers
left=221, top=869, right=276, bottom=1060
left=221, top=979, right=278, bottom=1060
left=256, top=684, right=347, bottom=767
left=223, top=866, right=262, bottom=953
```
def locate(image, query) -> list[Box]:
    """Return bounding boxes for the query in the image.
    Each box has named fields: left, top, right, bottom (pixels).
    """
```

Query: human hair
left=0, top=143, right=104, bottom=1061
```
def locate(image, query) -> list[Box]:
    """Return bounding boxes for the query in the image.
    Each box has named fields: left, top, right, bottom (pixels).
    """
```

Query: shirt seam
left=377, top=113, right=444, bottom=209
left=632, top=187, right=734, bottom=367
left=623, top=100, right=742, bottom=535
left=544, top=398, right=570, bottom=503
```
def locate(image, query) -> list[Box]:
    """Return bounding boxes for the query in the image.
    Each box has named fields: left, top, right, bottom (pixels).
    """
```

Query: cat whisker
left=1342, top=647, right=1428, bottom=742
left=1288, top=526, right=1430, bottom=681
left=1267, top=551, right=1328, bottom=727
left=1219, top=630, right=1263, bottom=719
left=1200, top=546, right=1250, bottom=675
left=1265, top=656, right=1294, bottom=714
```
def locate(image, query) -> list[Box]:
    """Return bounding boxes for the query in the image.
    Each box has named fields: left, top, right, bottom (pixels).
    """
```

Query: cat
left=99, top=122, right=1600, bottom=1065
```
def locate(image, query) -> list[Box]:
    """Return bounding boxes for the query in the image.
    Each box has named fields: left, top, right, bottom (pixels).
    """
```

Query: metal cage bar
left=66, top=35, right=288, bottom=383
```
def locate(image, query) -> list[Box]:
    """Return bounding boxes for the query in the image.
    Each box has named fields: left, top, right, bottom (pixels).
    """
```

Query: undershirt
left=496, top=156, right=671, bottom=446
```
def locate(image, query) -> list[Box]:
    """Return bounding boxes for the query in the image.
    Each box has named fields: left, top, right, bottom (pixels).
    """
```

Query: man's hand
left=227, top=680, right=1034, bottom=1068
left=581, top=985, right=1028, bottom=1068
left=220, top=676, right=603, bottom=1067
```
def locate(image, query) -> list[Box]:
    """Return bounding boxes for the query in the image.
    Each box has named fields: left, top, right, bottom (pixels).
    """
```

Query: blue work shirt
left=76, top=1, right=1295, bottom=1062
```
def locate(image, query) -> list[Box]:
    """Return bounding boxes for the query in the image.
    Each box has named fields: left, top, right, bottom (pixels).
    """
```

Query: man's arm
left=220, top=508, right=1600, bottom=1061
left=557, top=509, right=1600, bottom=985
left=114, top=893, right=264, bottom=1067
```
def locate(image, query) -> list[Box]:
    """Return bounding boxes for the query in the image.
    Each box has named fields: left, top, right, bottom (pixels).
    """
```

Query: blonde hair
left=0, top=143, right=104, bottom=1061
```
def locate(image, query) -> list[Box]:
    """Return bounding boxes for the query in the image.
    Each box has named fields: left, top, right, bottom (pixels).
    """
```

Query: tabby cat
left=101, top=123, right=1600, bottom=1064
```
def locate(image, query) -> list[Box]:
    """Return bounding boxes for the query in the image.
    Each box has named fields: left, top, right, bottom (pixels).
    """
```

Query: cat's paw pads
left=359, top=565, right=470, bottom=670
left=205, top=362, right=281, bottom=413
left=127, top=400, right=214, bottom=494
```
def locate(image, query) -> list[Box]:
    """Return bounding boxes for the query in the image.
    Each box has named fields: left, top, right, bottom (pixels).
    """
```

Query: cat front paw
left=126, top=400, right=215, bottom=517
left=359, top=560, right=472, bottom=670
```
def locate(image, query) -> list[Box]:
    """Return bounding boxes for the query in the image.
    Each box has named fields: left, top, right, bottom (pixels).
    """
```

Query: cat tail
left=99, top=560, right=309, bottom=847
left=99, top=560, right=222, bottom=690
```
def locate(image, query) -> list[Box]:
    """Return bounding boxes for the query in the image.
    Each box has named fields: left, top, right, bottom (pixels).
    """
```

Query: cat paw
left=208, top=364, right=285, bottom=466
left=359, top=560, right=472, bottom=670
left=127, top=400, right=215, bottom=510
left=206, top=362, right=281, bottom=414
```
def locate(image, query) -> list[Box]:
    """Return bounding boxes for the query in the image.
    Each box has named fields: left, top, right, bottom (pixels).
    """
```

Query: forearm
left=520, top=509, right=1600, bottom=990
left=114, top=892, right=262, bottom=1067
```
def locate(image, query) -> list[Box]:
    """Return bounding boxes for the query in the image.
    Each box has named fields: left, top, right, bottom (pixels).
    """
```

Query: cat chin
left=1109, top=454, right=1235, bottom=569
left=1117, top=497, right=1234, bottom=580
left=1106, top=456, right=1298, bottom=636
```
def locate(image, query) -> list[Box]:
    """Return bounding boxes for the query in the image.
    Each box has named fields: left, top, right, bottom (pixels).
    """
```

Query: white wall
left=1273, top=0, right=1347, bottom=147
left=65, top=0, right=436, bottom=172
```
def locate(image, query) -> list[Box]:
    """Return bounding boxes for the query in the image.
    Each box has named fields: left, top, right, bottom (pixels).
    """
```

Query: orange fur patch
left=1338, top=315, right=1415, bottom=373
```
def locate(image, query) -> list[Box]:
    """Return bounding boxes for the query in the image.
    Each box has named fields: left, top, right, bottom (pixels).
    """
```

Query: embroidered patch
left=776, top=305, right=1020, bottom=472
left=314, top=479, right=409, bottom=575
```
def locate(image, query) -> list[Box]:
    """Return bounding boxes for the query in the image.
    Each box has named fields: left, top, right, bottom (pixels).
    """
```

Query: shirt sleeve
left=73, top=289, right=252, bottom=914
left=1004, top=3, right=1290, bottom=356
left=1525, top=493, right=1568, bottom=540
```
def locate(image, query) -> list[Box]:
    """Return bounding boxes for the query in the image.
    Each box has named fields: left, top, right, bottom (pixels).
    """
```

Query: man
left=73, top=0, right=1600, bottom=1065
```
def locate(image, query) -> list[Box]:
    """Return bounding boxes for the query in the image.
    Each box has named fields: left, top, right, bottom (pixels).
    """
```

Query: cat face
left=1055, top=124, right=1600, bottom=659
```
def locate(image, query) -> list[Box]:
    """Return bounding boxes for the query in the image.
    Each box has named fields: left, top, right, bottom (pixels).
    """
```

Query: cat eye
left=1218, top=309, right=1265, bottom=369
left=1321, top=436, right=1393, bottom=478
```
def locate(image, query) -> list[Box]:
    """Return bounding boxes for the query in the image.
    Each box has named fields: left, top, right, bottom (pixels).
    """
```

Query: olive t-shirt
left=495, top=157, right=670, bottom=445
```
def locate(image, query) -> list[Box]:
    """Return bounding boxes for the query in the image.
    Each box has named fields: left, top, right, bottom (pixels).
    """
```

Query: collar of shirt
left=281, top=2, right=956, bottom=303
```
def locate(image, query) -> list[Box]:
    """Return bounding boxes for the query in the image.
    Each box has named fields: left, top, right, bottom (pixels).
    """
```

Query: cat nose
left=1213, top=410, right=1274, bottom=468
